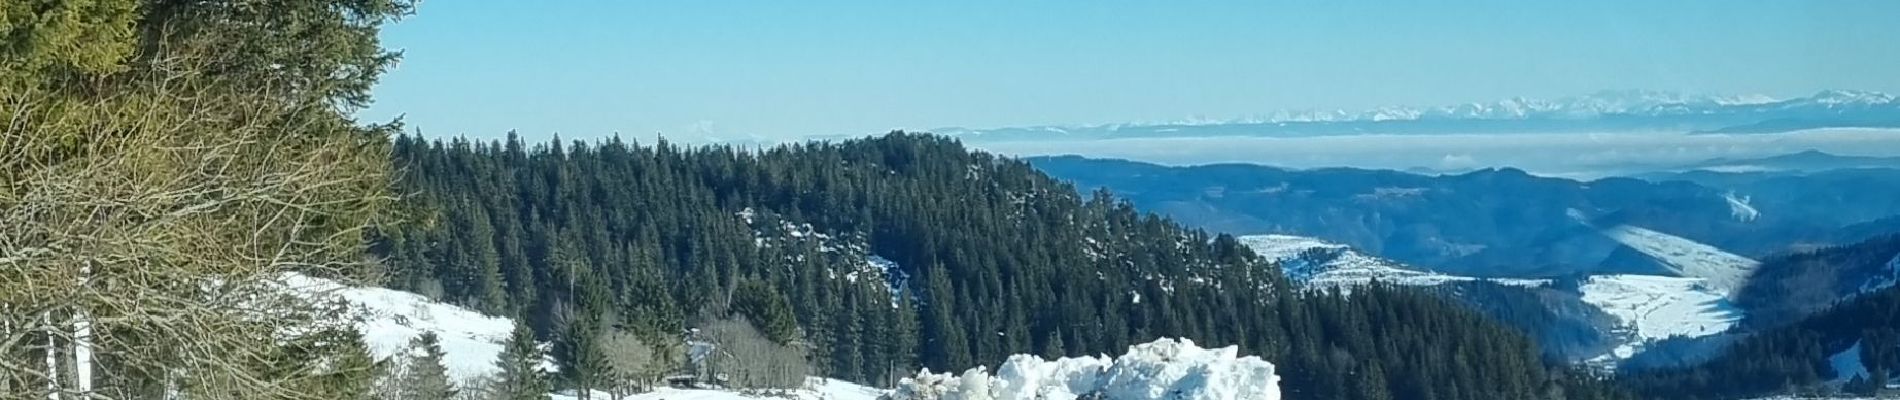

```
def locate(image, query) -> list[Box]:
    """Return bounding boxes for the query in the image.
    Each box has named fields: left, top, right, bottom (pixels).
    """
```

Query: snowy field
left=1578, top=274, right=1743, bottom=358
left=1601, top=224, right=1761, bottom=293
left=282, top=273, right=519, bottom=380
left=1238, top=234, right=1547, bottom=289
left=1243, top=230, right=1756, bottom=365
left=295, top=274, right=1282, bottom=400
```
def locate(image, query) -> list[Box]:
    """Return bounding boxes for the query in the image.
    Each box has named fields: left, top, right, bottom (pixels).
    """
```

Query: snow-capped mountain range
left=1222, top=90, right=1797, bottom=124
left=935, top=90, right=1900, bottom=140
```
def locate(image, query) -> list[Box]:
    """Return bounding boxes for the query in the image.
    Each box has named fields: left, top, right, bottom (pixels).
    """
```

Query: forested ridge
left=1622, top=284, right=1900, bottom=399
left=378, top=131, right=1628, bottom=399
left=1623, top=235, right=1900, bottom=399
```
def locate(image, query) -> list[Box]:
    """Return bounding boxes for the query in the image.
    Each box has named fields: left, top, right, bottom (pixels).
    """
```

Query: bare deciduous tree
left=701, top=317, right=810, bottom=391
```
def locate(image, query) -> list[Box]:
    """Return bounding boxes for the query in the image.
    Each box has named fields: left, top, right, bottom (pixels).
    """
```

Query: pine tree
left=325, top=328, right=386, bottom=400
left=555, top=298, right=610, bottom=399
left=400, top=332, right=458, bottom=400
left=375, top=132, right=1628, bottom=399
left=490, top=323, right=554, bottom=400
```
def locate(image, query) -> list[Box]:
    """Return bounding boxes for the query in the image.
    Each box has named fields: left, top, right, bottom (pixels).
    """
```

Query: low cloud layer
left=967, top=128, right=1900, bottom=178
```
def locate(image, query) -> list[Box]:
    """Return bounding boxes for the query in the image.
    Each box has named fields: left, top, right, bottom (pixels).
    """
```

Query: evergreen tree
left=379, top=132, right=1633, bottom=399
left=491, top=323, right=554, bottom=400
left=399, top=332, right=458, bottom=400
left=555, top=297, right=610, bottom=399
left=325, top=329, right=386, bottom=400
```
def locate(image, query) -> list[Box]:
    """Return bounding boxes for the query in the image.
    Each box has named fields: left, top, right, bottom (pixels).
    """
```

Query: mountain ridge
left=1029, top=155, right=1900, bottom=276
left=937, top=90, right=1900, bottom=141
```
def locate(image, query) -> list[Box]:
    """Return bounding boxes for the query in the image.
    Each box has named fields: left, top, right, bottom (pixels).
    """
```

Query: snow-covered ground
left=1601, top=225, right=1761, bottom=293
left=1236, top=235, right=1346, bottom=263
left=296, top=273, right=1280, bottom=400
left=1243, top=231, right=1757, bottom=365
left=1856, top=253, right=1900, bottom=294
left=292, top=273, right=886, bottom=399
left=550, top=378, right=883, bottom=400
left=1237, top=234, right=1546, bottom=289
left=887, top=338, right=1279, bottom=400
left=1724, top=192, right=1761, bottom=222
left=282, top=273, right=518, bottom=381
left=1578, top=274, right=1743, bottom=358
left=1581, top=225, right=1758, bottom=361
left=1829, top=341, right=1868, bottom=386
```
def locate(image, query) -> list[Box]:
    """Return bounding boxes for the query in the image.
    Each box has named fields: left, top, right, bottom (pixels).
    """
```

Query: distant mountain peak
left=931, top=89, right=1897, bottom=139
left=1808, top=89, right=1896, bottom=105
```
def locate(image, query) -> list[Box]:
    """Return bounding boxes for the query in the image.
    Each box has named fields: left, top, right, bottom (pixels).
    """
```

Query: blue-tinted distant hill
left=1029, top=155, right=1900, bottom=278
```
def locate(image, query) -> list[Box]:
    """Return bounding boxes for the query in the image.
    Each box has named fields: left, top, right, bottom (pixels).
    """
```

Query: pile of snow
left=282, top=274, right=517, bottom=381
left=1238, top=234, right=1546, bottom=289
left=1578, top=274, right=1743, bottom=358
left=886, top=338, right=1278, bottom=400
left=552, top=377, right=883, bottom=400
left=1602, top=225, right=1761, bottom=293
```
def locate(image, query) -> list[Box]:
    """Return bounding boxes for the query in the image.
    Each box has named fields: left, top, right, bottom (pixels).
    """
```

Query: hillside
left=1737, top=235, right=1900, bottom=329
left=1622, top=284, right=1900, bottom=399
left=1028, top=155, right=1900, bottom=278
left=379, top=132, right=1628, bottom=399
left=1237, top=234, right=1731, bottom=364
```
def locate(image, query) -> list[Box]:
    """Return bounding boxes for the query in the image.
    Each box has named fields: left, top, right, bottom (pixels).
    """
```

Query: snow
left=551, top=378, right=883, bottom=400
left=1725, top=192, right=1761, bottom=222
left=1582, top=226, right=1758, bottom=362
left=1237, top=234, right=1547, bottom=289
left=887, top=338, right=1279, bottom=400
left=1858, top=254, right=1900, bottom=294
left=865, top=255, right=911, bottom=307
left=1237, top=235, right=1347, bottom=262
left=1578, top=274, right=1742, bottom=358
left=1601, top=225, right=1761, bottom=293
left=282, top=273, right=517, bottom=382
left=288, top=274, right=887, bottom=400
left=1702, top=165, right=1778, bottom=173
left=1830, top=341, right=1868, bottom=385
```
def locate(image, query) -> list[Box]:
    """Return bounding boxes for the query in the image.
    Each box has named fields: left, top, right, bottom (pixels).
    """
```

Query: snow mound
left=553, top=377, right=883, bottom=400
left=886, top=338, right=1279, bottom=400
left=282, top=274, right=516, bottom=382
left=1602, top=225, right=1760, bottom=293
left=1578, top=274, right=1742, bottom=358
left=1238, top=234, right=1547, bottom=289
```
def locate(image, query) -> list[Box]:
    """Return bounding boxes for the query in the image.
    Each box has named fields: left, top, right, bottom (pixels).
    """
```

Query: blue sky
left=362, top=1, right=1900, bottom=141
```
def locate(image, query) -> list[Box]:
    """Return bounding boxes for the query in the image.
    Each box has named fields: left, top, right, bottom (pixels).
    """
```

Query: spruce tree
left=400, top=332, right=458, bottom=400
left=377, top=132, right=1631, bottom=399
left=323, top=328, right=386, bottom=400
left=490, top=323, right=554, bottom=400
left=555, top=296, right=610, bottom=399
